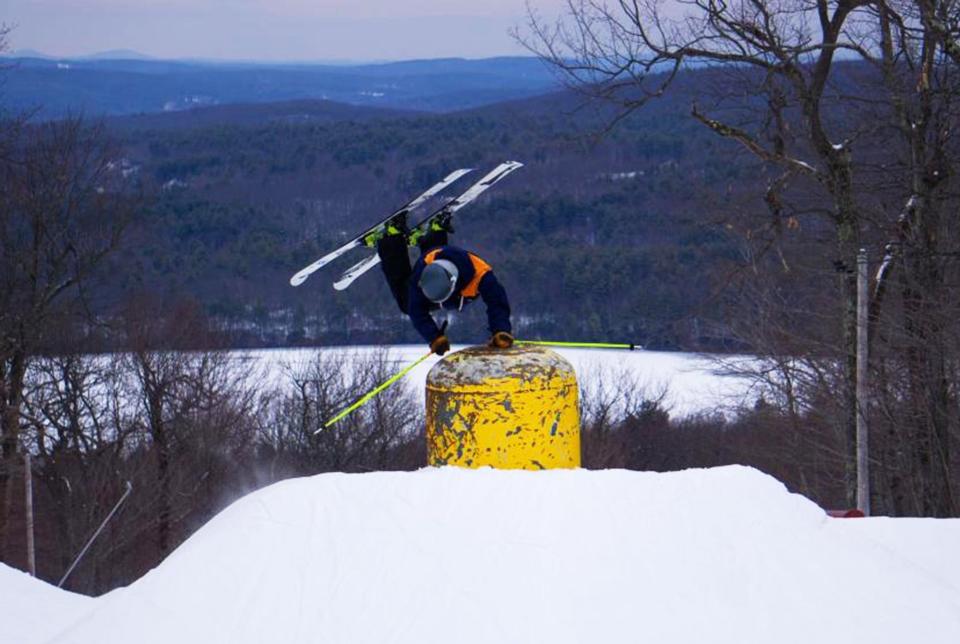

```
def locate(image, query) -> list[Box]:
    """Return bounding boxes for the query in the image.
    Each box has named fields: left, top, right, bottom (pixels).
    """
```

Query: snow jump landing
left=9, top=466, right=960, bottom=644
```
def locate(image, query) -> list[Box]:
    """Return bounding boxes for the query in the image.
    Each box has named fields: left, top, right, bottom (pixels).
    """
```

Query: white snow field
left=246, top=345, right=756, bottom=416
left=7, top=466, right=960, bottom=644
left=2, top=563, right=93, bottom=644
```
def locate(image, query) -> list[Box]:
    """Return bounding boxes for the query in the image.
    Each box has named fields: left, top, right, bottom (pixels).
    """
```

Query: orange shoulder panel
left=461, top=253, right=492, bottom=298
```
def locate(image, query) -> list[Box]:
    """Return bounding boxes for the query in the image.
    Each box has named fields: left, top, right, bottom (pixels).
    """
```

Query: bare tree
left=578, top=365, right=670, bottom=467
left=260, top=349, right=423, bottom=476
left=521, top=0, right=960, bottom=514
left=0, top=116, right=132, bottom=556
left=18, top=352, right=134, bottom=586
left=121, top=298, right=257, bottom=558
left=16, top=334, right=260, bottom=591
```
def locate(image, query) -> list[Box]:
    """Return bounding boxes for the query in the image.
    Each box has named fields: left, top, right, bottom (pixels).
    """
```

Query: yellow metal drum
left=425, top=345, right=581, bottom=469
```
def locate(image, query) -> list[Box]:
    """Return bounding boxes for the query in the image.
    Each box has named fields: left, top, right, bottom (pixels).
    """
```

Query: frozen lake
left=241, top=345, right=757, bottom=418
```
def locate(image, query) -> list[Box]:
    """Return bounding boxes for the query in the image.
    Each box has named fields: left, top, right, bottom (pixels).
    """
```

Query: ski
left=332, top=160, right=523, bottom=291
left=333, top=253, right=382, bottom=291
left=289, top=168, right=472, bottom=287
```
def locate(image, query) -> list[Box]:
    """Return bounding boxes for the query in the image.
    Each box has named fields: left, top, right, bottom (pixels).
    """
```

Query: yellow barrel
left=425, top=345, right=580, bottom=469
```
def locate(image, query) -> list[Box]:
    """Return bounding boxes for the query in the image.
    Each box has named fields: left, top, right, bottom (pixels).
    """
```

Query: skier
left=370, top=215, right=513, bottom=356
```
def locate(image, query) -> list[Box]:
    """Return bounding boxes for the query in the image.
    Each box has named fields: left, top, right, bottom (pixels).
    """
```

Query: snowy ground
left=244, top=345, right=757, bottom=417
left=3, top=564, right=93, bottom=644
left=7, top=466, right=960, bottom=644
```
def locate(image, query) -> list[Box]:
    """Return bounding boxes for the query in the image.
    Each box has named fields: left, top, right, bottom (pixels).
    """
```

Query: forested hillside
left=103, top=79, right=756, bottom=349
left=1, top=56, right=559, bottom=116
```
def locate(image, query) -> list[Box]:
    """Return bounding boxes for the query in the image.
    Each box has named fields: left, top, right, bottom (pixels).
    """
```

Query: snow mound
left=17, top=466, right=960, bottom=643
left=1, top=563, right=93, bottom=644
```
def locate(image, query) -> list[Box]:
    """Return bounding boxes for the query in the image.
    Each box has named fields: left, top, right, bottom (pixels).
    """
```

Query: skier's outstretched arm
left=478, top=272, right=512, bottom=336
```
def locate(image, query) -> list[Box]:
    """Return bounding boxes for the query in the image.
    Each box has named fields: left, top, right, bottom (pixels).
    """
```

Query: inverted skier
left=367, top=214, right=513, bottom=356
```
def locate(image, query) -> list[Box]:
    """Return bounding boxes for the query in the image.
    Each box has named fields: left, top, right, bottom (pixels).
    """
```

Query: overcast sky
left=4, top=0, right=564, bottom=61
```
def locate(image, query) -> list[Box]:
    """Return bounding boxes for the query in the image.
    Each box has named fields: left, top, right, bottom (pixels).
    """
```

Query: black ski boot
left=363, top=212, right=410, bottom=248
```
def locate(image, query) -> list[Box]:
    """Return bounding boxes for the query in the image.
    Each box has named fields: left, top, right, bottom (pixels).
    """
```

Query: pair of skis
left=289, top=161, right=523, bottom=290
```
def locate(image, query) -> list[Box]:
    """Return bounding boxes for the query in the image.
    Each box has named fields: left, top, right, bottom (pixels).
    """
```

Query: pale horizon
left=3, top=1, right=565, bottom=62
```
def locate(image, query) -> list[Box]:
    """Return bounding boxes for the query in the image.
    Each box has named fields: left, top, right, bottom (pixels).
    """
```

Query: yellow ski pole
left=319, top=350, right=433, bottom=431
left=516, top=340, right=642, bottom=350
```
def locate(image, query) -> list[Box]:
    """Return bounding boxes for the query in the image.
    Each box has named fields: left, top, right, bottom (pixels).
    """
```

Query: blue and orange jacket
left=408, top=245, right=512, bottom=343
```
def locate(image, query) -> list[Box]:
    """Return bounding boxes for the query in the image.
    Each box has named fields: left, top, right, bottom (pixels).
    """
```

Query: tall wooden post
left=856, top=249, right=870, bottom=515
left=24, top=453, right=36, bottom=575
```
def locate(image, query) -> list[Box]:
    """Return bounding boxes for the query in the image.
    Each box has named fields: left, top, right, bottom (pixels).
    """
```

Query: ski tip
left=442, top=168, right=473, bottom=183
left=290, top=273, right=306, bottom=287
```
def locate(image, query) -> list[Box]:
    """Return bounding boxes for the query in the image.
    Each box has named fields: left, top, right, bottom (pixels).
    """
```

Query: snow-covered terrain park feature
left=6, top=466, right=960, bottom=644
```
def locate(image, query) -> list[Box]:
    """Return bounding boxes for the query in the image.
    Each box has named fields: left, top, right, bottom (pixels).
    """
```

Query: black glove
left=431, top=335, right=451, bottom=356
left=489, top=331, right=514, bottom=349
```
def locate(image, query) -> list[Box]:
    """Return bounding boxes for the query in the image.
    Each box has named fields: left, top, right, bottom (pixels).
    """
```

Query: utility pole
left=856, top=249, right=870, bottom=515
left=24, top=453, right=36, bottom=576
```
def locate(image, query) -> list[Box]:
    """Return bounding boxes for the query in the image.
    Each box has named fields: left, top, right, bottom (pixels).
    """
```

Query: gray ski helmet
left=419, top=259, right=459, bottom=303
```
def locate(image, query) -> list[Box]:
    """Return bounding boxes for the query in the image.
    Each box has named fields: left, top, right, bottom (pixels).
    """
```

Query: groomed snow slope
left=14, top=466, right=960, bottom=644
left=2, top=562, right=93, bottom=644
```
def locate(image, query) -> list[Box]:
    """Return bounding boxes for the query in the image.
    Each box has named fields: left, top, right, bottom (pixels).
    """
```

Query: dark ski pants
left=377, top=230, right=448, bottom=314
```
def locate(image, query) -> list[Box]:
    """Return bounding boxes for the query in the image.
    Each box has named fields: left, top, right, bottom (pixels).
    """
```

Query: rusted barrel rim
left=428, top=345, right=576, bottom=387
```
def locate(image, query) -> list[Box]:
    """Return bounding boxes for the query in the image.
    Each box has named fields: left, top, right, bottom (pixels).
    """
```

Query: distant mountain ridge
left=81, top=49, right=155, bottom=61
left=1, top=55, right=559, bottom=118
